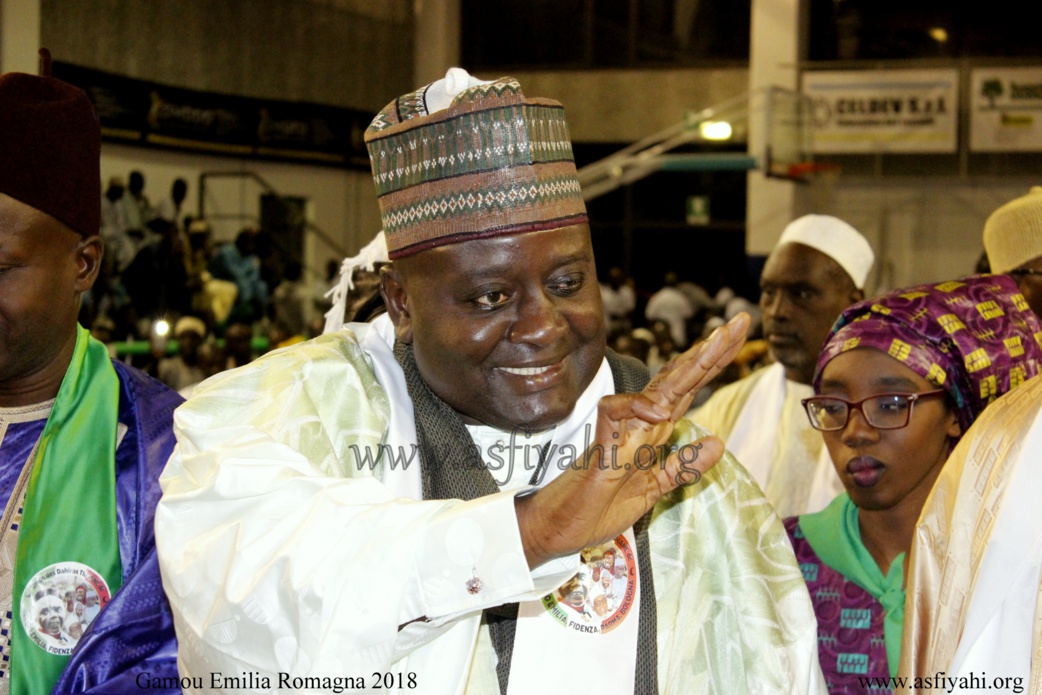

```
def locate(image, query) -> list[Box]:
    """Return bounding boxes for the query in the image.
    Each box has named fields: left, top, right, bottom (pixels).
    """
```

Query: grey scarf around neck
left=393, top=342, right=658, bottom=695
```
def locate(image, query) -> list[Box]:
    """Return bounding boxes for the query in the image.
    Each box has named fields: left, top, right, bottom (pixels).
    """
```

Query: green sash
left=10, top=326, right=123, bottom=695
left=800, top=493, right=905, bottom=678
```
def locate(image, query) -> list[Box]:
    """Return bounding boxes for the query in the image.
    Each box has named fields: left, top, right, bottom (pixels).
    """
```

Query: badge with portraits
left=20, top=562, right=112, bottom=656
left=507, top=529, right=642, bottom=694
left=542, top=534, right=637, bottom=634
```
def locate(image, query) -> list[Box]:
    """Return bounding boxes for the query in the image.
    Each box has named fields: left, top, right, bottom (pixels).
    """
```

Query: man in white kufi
left=694, top=214, right=874, bottom=518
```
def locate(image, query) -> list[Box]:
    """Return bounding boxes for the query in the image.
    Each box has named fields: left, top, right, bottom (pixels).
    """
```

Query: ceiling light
left=699, top=120, right=733, bottom=141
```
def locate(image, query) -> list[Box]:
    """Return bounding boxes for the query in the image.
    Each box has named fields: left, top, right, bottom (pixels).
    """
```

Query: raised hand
left=516, top=313, right=750, bottom=567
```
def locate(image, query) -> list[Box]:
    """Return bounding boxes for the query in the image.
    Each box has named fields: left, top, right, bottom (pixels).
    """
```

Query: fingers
left=595, top=394, right=674, bottom=449
left=645, top=313, right=750, bottom=419
left=663, top=434, right=724, bottom=488
left=597, top=393, right=670, bottom=424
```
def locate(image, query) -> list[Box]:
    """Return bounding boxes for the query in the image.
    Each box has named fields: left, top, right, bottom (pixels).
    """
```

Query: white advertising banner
left=971, top=67, right=1042, bottom=152
left=803, top=69, right=959, bottom=154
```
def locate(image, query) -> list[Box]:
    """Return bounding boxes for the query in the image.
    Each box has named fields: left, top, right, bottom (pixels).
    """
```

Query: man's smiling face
left=383, top=224, right=606, bottom=431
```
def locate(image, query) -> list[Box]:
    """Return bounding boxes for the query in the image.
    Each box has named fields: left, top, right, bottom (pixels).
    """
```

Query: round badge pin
left=20, top=562, right=112, bottom=655
left=540, top=534, right=637, bottom=635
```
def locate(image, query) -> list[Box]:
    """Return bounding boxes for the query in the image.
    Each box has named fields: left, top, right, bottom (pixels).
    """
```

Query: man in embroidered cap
left=0, top=51, right=182, bottom=693
left=157, top=69, right=825, bottom=694
left=695, top=214, right=875, bottom=518
left=984, top=186, right=1042, bottom=317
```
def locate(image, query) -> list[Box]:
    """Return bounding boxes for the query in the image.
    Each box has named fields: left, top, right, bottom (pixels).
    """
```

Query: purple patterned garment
left=815, top=274, right=1042, bottom=432
left=785, top=518, right=892, bottom=695
left=0, top=416, right=48, bottom=511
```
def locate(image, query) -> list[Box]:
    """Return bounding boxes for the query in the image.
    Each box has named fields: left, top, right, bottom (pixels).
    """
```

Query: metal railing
left=576, top=86, right=812, bottom=200
left=197, top=170, right=349, bottom=259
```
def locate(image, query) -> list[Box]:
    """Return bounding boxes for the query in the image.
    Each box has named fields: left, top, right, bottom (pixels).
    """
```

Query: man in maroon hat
left=0, top=53, right=182, bottom=694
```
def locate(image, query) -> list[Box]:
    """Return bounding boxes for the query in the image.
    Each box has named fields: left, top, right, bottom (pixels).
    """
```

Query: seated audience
left=178, top=342, right=226, bottom=400
left=646, top=321, right=680, bottom=375
left=599, top=266, right=636, bottom=334
left=153, top=178, right=188, bottom=230
left=209, top=229, right=268, bottom=325
left=786, top=274, right=1042, bottom=690
left=121, top=217, right=190, bottom=319
left=158, top=316, right=207, bottom=392
left=270, top=260, right=310, bottom=337
left=645, top=271, right=693, bottom=348
left=123, top=170, right=152, bottom=236
left=221, top=322, right=255, bottom=369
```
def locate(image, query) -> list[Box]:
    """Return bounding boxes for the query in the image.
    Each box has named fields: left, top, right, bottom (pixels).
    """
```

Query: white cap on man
left=174, top=316, right=207, bottom=339
left=777, top=214, right=875, bottom=290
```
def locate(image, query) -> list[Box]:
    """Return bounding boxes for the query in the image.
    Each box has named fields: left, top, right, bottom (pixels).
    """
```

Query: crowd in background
left=600, top=266, right=767, bottom=407
left=77, top=170, right=1002, bottom=419
left=80, top=170, right=335, bottom=394
left=11, top=57, right=1042, bottom=691
left=81, top=174, right=768, bottom=399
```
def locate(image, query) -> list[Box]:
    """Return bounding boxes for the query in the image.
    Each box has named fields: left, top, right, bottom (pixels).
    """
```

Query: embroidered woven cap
left=0, top=49, right=101, bottom=237
left=365, top=68, right=587, bottom=259
left=983, top=186, right=1042, bottom=273
left=814, top=274, right=1042, bottom=431
left=778, top=215, right=875, bottom=290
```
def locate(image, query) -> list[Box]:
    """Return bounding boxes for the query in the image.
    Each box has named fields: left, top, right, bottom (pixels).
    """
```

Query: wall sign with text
left=971, top=67, right=1042, bottom=152
left=803, top=69, right=959, bottom=154
left=53, top=62, right=373, bottom=170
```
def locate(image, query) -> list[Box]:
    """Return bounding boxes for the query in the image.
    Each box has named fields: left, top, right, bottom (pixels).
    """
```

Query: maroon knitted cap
left=0, top=55, right=101, bottom=237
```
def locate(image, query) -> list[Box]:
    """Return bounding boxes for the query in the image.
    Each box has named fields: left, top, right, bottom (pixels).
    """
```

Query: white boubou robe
left=694, top=362, right=842, bottom=519
left=155, top=314, right=826, bottom=694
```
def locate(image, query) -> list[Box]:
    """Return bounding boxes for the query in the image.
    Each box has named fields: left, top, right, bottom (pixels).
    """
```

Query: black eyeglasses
left=1008, top=268, right=1042, bottom=280
left=801, top=390, right=947, bottom=431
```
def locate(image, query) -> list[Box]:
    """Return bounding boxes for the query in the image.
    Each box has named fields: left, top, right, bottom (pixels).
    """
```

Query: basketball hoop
left=786, top=161, right=840, bottom=182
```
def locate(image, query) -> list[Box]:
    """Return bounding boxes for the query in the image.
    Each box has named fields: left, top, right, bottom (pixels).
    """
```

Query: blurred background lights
left=699, top=120, right=733, bottom=141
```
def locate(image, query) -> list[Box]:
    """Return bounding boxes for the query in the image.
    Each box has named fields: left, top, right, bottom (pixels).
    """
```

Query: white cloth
left=694, top=363, right=842, bottom=519
left=156, top=315, right=827, bottom=694
left=153, top=197, right=184, bottom=228
left=900, top=374, right=1042, bottom=691
left=644, top=287, right=693, bottom=347
left=464, top=424, right=554, bottom=492
left=600, top=283, right=636, bottom=324
left=510, top=526, right=641, bottom=695
left=100, top=197, right=136, bottom=273
left=366, top=318, right=643, bottom=694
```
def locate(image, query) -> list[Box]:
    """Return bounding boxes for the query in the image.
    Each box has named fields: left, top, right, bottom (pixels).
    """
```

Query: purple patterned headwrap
left=815, top=274, right=1042, bottom=431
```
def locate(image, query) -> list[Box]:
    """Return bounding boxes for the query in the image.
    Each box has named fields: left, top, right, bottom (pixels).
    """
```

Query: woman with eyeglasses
left=784, top=274, right=1042, bottom=692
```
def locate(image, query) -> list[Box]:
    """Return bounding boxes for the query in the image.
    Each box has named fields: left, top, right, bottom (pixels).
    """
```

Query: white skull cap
left=777, top=214, right=875, bottom=290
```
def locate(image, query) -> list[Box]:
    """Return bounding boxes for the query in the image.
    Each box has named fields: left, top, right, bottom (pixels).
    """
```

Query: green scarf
left=800, top=494, right=904, bottom=678
left=11, top=326, right=123, bottom=695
